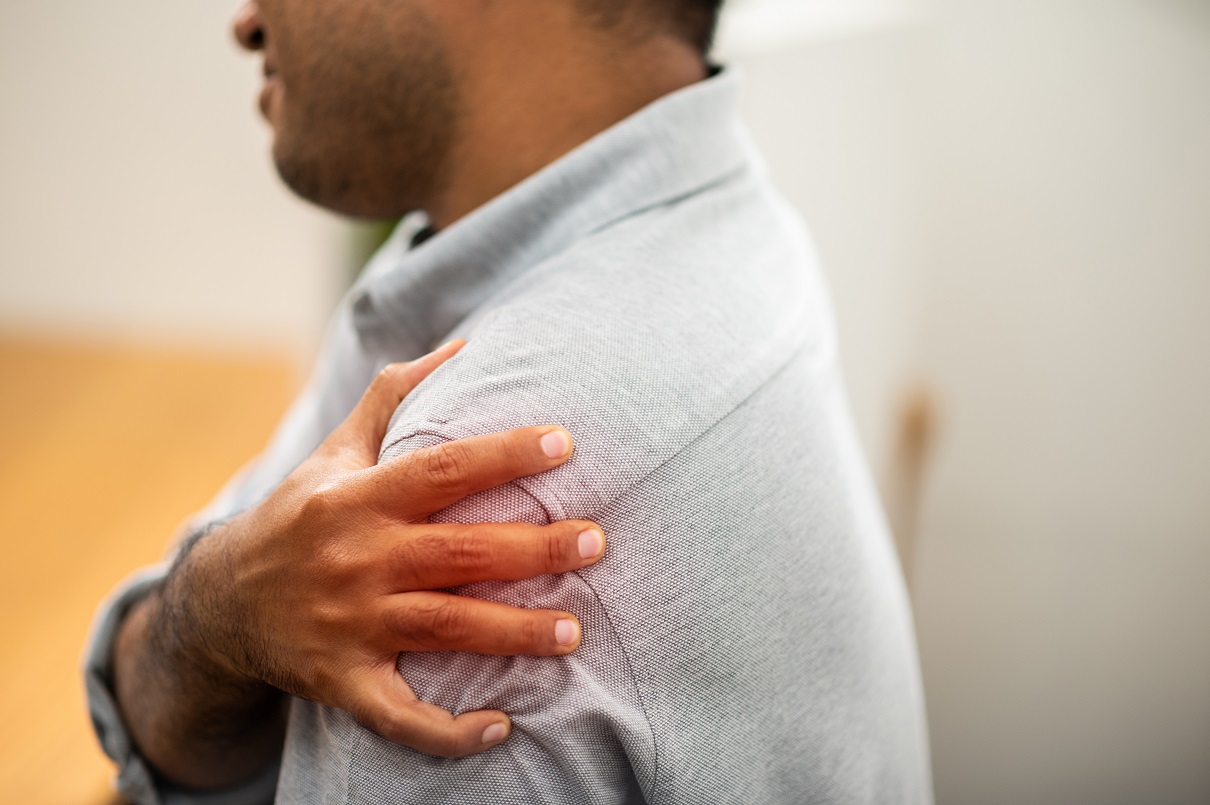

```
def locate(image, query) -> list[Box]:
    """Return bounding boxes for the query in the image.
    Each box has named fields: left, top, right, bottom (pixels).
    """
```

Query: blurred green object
left=345, top=218, right=400, bottom=286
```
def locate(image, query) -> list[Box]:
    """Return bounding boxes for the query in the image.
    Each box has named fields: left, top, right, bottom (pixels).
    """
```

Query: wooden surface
left=0, top=334, right=295, bottom=804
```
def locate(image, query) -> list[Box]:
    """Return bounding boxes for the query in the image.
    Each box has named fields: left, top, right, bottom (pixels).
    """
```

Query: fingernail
left=578, top=529, right=604, bottom=560
left=555, top=618, right=580, bottom=646
left=482, top=722, right=508, bottom=744
left=540, top=430, right=571, bottom=459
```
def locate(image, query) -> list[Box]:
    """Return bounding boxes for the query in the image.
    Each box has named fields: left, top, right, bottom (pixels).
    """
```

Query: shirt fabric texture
left=86, top=68, right=933, bottom=804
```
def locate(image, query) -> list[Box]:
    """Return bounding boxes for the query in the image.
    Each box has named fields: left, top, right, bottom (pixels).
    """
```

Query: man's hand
left=114, top=340, right=606, bottom=789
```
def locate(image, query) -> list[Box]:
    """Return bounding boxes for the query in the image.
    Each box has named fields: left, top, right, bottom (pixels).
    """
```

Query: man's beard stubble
left=272, top=11, right=459, bottom=220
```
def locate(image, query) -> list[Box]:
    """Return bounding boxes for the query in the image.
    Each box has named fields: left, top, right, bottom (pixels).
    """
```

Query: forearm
left=113, top=575, right=288, bottom=790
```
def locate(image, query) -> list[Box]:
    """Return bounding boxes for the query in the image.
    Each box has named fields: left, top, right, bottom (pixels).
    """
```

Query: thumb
left=331, top=339, right=466, bottom=464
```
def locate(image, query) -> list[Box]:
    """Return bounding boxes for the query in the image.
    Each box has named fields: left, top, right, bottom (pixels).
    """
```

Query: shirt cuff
left=84, top=565, right=281, bottom=805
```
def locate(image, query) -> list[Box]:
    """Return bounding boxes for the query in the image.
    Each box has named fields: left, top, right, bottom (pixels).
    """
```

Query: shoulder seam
left=375, top=428, right=653, bottom=799
left=376, top=336, right=821, bottom=803
left=571, top=337, right=816, bottom=805
left=570, top=564, right=661, bottom=802
left=584, top=333, right=817, bottom=522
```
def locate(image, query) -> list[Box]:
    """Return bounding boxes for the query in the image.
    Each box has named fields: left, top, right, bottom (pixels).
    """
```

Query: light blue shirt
left=88, top=68, right=932, bottom=804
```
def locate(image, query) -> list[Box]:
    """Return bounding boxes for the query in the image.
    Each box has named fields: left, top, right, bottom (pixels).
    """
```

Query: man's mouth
left=258, top=65, right=279, bottom=118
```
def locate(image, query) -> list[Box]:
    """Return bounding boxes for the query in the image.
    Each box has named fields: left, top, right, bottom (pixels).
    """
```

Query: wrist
left=156, top=526, right=262, bottom=688
left=114, top=583, right=288, bottom=790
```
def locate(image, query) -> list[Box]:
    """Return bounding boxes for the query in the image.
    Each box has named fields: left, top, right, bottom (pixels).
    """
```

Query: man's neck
left=424, top=13, right=707, bottom=230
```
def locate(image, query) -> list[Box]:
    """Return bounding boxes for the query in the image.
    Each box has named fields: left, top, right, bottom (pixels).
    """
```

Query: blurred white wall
left=727, top=1, right=1210, bottom=803
left=0, top=0, right=348, bottom=362
left=912, top=2, right=1210, bottom=803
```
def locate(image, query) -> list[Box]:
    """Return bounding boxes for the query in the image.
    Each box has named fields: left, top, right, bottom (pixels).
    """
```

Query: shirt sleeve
left=84, top=566, right=283, bottom=805
left=272, top=427, right=656, bottom=804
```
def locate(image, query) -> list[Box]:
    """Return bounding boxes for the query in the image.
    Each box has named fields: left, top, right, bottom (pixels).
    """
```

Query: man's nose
left=232, top=3, right=265, bottom=51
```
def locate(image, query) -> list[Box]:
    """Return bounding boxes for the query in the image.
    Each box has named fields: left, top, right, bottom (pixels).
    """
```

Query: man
left=88, top=1, right=933, bottom=802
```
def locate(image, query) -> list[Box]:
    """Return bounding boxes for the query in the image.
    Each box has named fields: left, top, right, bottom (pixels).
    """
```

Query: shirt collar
left=352, top=67, right=754, bottom=356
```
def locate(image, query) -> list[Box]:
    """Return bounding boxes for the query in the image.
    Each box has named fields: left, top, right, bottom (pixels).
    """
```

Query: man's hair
left=581, top=0, right=726, bottom=55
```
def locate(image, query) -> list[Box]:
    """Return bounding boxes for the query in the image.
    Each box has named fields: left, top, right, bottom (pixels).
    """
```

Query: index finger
left=375, top=426, right=574, bottom=520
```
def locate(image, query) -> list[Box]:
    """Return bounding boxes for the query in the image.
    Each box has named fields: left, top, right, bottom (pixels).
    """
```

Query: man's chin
left=270, top=128, right=440, bottom=220
left=272, top=150, right=383, bottom=219
left=272, top=150, right=325, bottom=209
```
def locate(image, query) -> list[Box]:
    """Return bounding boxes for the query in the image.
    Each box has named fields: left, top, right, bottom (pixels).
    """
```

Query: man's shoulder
left=382, top=184, right=837, bottom=518
left=461, top=174, right=834, bottom=397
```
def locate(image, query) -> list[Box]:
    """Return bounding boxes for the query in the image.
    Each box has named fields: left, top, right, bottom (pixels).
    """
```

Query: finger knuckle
left=298, top=481, right=343, bottom=521
left=386, top=538, right=420, bottom=582
left=390, top=598, right=470, bottom=648
left=389, top=531, right=456, bottom=585
left=520, top=616, right=542, bottom=650
left=498, top=431, right=528, bottom=464
left=420, top=443, right=470, bottom=488
left=449, top=529, right=490, bottom=572
left=296, top=485, right=375, bottom=568
left=442, top=740, right=471, bottom=759
left=426, top=726, right=465, bottom=758
left=300, top=476, right=343, bottom=515
left=544, top=529, right=569, bottom=570
left=428, top=599, right=471, bottom=644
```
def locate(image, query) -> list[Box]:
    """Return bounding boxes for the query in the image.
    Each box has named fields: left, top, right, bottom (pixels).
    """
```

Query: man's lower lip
left=258, top=77, right=278, bottom=117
